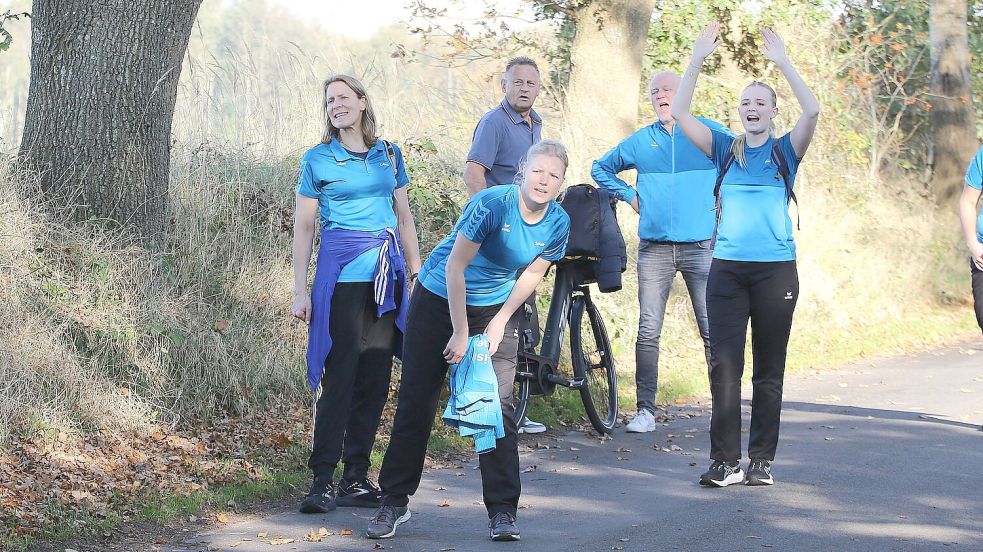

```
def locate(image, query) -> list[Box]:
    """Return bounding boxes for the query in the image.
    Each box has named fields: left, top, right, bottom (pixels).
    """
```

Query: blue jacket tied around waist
left=442, top=334, right=505, bottom=454
left=306, top=227, right=408, bottom=390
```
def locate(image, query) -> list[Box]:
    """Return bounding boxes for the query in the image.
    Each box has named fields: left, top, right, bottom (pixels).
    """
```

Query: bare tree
left=929, top=0, right=978, bottom=204
left=19, top=0, right=202, bottom=245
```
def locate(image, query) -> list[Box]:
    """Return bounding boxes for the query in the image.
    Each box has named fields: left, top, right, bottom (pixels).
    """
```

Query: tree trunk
left=19, top=0, right=202, bottom=245
left=562, top=0, right=657, bottom=177
left=929, top=0, right=978, bottom=204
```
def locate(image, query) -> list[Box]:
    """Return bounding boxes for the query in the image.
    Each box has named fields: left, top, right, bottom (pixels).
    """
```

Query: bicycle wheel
left=569, top=292, right=618, bottom=433
left=512, top=355, right=532, bottom=425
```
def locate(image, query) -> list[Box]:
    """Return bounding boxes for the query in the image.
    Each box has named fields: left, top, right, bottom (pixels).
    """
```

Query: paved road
left=168, top=342, right=983, bottom=552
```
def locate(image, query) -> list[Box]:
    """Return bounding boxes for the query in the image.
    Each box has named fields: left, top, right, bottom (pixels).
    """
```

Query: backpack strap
left=771, top=140, right=800, bottom=230
left=382, top=139, right=399, bottom=179
left=711, top=151, right=736, bottom=249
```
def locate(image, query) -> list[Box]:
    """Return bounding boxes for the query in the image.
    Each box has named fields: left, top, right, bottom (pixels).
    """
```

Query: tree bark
left=563, top=0, right=657, bottom=168
left=19, top=0, right=202, bottom=245
left=929, top=0, right=978, bottom=204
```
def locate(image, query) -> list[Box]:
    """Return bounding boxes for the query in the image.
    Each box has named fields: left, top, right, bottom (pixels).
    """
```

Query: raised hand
left=760, top=27, right=789, bottom=66
left=692, top=21, right=722, bottom=62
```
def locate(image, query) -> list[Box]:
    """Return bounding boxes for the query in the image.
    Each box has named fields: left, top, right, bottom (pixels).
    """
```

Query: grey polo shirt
left=466, top=99, right=543, bottom=187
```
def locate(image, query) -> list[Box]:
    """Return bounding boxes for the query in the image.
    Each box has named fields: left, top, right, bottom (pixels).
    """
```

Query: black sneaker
left=488, top=511, right=521, bottom=541
left=699, top=460, right=744, bottom=487
left=336, top=478, right=383, bottom=508
left=366, top=504, right=411, bottom=539
left=745, top=459, right=774, bottom=486
left=299, top=476, right=336, bottom=513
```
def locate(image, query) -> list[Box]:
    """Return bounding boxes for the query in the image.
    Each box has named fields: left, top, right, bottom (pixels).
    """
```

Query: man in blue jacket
left=591, top=71, right=728, bottom=433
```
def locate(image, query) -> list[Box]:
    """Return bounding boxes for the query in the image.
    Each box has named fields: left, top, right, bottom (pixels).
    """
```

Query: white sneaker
left=517, top=416, right=546, bottom=434
left=625, top=409, right=657, bottom=433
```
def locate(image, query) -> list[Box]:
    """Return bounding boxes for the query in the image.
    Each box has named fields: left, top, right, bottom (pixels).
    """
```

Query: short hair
left=523, top=139, right=568, bottom=175
left=505, top=56, right=539, bottom=76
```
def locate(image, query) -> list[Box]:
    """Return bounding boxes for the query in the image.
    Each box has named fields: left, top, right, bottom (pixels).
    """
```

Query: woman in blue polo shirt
left=366, top=140, right=571, bottom=542
left=672, top=24, right=820, bottom=487
left=291, top=74, right=422, bottom=513
left=958, top=145, right=983, bottom=335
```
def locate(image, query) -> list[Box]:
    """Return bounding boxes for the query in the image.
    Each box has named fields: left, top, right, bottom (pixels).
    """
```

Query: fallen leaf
left=440, top=500, right=451, bottom=507
left=339, top=528, right=354, bottom=536
left=213, top=319, right=230, bottom=333
left=257, top=532, right=268, bottom=538
left=269, top=537, right=295, bottom=545
left=215, top=512, right=229, bottom=524
left=522, top=465, right=537, bottom=473
left=118, top=387, right=130, bottom=396
left=374, top=544, right=385, bottom=549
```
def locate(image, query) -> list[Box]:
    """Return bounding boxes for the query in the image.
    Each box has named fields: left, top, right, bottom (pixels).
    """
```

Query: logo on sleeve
left=534, top=241, right=546, bottom=247
left=502, top=223, right=511, bottom=233
left=784, top=290, right=794, bottom=300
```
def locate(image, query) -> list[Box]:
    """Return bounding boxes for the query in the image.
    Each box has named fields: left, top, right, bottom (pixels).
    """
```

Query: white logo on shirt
left=534, top=241, right=545, bottom=247
left=650, top=141, right=659, bottom=148
left=380, top=162, right=390, bottom=168
left=503, top=223, right=511, bottom=233
left=784, top=291, right=794, bottom=300
left=336, top=161, right=347, bottom=166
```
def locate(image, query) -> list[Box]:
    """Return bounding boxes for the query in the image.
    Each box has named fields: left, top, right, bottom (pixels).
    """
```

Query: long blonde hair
left=731, top=81, right=777, bottom=168
left=320, top=74, right=378, bottom=148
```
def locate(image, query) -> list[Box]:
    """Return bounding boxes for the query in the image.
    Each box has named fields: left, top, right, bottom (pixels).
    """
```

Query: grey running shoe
left=366, top=504, right=411, bottom=539
left=699, top=460, right=744, bottom=487
left=489, top=511, right=521, bottom=541
left=745, top=459, right=774, bottom=486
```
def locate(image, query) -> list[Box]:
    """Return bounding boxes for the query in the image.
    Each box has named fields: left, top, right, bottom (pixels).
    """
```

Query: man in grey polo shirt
left=463, top=56, right=547, bottom=435
left=464, top=56, right=543, bottom=194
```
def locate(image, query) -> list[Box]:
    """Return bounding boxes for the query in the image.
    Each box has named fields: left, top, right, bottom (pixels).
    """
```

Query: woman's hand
left=760, top=27, right=789, bottom=67
left=692, top=21, right=722, bottom=62
left=291, top=292, right=312, bottom=324
left=443, top=331, right=469, bottom=365
left=970, top=240, right=983, bottom=271
left=484, top=316, right=507, bottom=356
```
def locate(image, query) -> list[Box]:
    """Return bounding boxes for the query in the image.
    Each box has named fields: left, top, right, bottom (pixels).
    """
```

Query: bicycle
left=512, top=258, right=619, bottom=434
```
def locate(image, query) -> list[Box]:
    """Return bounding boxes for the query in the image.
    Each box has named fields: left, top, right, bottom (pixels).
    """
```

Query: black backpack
left=712, top=140, right=798, bottom=246
left=559, top=184, right=603, bottom=258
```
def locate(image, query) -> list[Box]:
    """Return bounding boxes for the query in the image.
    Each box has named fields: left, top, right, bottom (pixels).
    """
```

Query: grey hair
left=505, top=56, right=539, bottom=76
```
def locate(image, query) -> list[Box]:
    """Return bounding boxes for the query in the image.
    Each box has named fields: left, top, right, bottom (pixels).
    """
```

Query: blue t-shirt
left=965, top=146, right=983, bottom=244
left=466, top=99, right=543, bottom=187
left=710, top=131, right=802, bottom=262
left=296, top=139, right=409, bottom=281
left=419, top=185, right=570, bottom=306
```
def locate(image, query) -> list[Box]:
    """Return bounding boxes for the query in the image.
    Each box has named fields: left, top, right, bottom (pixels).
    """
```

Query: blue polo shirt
left=709, top=130, right=802, bottom=262
left=966, top=146, right=983, bottom=244
left=591, top=117, right=729, bottom=243
left=419, top=185, right=570, bottom=306
left=467, top=99, right=543, bottom=187
left=297, top=139, right=409, bottom=282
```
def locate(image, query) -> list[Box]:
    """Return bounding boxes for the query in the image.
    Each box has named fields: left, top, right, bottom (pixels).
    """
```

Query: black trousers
left=309, top=282, right=397, bottom=482
left=707, top=259, right=798, bottom=462
left=972, top=259, right=983, bottom=335
left=379, top=287, right=521, bottom=518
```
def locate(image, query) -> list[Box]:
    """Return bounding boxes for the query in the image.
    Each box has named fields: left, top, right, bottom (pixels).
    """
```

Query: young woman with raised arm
left=671, top=22, right=820, bottom=487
